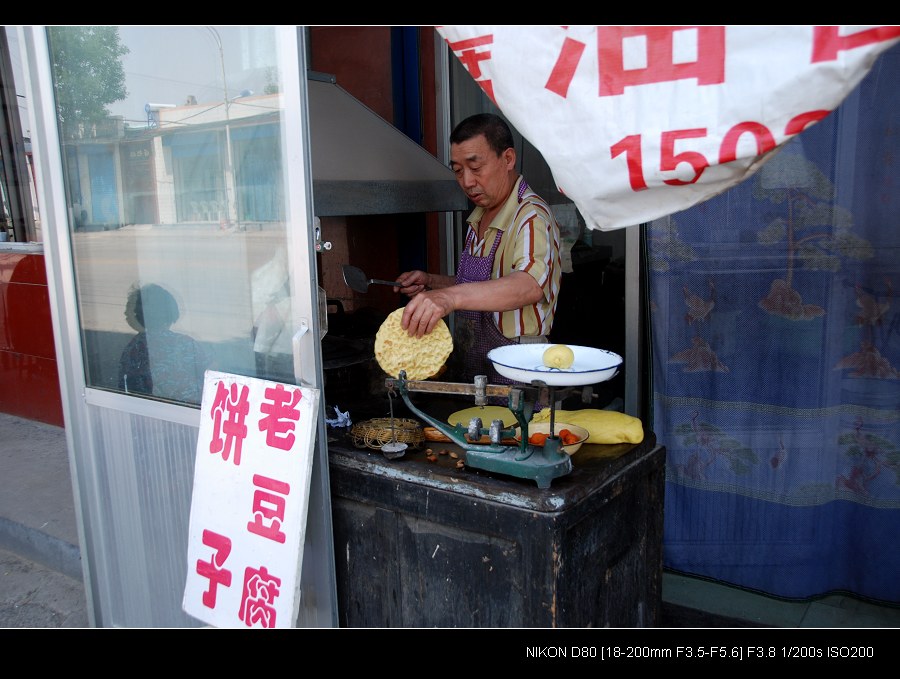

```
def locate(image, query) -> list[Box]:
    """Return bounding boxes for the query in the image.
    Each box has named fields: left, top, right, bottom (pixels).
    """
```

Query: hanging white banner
left=436, top=25, right=900, bottom=231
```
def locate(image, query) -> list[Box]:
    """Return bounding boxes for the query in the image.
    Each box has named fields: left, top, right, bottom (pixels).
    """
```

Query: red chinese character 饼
left=247, top=473, right=290, bottom=544
left=195, top=529, right=232, bottom=609
left=258, top=383, right=301, bottom=451
left=209, top=380, right=250, bottom=465
left=238, top=565, right=282, bottom=628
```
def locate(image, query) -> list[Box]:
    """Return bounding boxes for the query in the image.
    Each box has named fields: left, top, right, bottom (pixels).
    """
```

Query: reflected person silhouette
left=118, top=283, right=210, bottom=404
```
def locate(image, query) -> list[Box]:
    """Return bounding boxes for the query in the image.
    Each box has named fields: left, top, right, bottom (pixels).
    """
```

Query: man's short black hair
left=450, top=113, right=515, bottom=157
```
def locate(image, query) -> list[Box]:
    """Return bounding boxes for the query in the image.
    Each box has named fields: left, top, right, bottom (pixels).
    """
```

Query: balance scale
left=384, top=344, right=622, bottom=489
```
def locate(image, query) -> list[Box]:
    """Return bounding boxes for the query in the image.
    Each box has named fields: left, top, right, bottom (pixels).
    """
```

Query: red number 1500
left=610, top=110, right=830, bottom=191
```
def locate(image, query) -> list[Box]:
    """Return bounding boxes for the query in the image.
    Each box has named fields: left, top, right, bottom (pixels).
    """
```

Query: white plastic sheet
left=436, top=26, right=900, bottom=231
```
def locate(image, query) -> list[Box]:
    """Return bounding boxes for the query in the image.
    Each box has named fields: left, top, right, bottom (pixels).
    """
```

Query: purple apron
left=448, top=178, right=548, bottom=408
left=451, top=228, right=520, bottom=386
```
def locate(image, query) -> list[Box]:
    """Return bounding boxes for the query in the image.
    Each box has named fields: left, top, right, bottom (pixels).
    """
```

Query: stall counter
left=327, top=425, right=665, bottom=628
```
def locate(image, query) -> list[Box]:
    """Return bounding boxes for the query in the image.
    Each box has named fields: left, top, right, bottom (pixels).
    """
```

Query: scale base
left=386, top=371, right=576, bottom=489
left=465, top=443, right=572, bottom=489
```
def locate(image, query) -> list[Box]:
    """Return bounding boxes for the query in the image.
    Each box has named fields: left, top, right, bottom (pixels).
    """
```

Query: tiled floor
left=662, top=571, right=900, bottom=628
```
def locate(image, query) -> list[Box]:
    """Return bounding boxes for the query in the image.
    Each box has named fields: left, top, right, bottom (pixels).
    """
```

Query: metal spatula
left=342, top=265, right=402, bottom=294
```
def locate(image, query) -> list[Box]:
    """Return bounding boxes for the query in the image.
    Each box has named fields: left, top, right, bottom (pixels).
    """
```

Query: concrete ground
left=0, top=412, right=89, bottom=628
left=0, top=546, right=89, bottom=628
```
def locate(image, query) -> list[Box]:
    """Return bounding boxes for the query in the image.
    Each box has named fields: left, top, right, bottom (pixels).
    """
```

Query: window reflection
left=46, top=26, right=294, bottom=405
left=119, top=283, right=209, bottom=402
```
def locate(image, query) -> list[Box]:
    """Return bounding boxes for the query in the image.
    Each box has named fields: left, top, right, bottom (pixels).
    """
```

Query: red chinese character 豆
left=247, top=473, right=290, bottom=544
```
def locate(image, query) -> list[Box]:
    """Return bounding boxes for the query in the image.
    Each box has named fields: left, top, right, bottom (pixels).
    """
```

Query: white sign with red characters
left=435, top=25, right=900, bottom=231
left=183, top=370, right=320, bottom=629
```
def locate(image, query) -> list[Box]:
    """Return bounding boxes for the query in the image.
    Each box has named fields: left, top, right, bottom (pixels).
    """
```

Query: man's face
left=450, top=134, right=515, bottom=212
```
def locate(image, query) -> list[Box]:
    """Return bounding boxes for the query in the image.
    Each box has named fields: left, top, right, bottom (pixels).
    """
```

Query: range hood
left=307, top=73, right=469, bottom=216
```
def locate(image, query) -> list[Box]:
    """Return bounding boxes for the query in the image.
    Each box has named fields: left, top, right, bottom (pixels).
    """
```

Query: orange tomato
left=528, top=432, right=549, bottom=446
left=559, top=429, right=580, bottom=445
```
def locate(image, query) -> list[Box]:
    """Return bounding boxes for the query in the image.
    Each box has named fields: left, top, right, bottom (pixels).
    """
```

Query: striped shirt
left=464, top=175, right=561, bottom=339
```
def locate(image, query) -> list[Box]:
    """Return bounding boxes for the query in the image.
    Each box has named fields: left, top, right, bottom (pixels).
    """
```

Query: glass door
left=23, top=25, right=335, bottom=627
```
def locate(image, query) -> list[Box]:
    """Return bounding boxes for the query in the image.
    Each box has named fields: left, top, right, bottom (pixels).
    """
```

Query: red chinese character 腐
left=238, top=565, right=282, bottom=628
left=195, top=529, right=232, bottom=609
left=258, top=383, right=302, bottom=451
left=208, top=380, right=250, bottom=465
left=247, top=473, right=290, bottom=544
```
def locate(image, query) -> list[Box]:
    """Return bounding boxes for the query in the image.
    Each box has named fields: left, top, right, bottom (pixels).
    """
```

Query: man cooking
left=395, top=113, right=562, bottom=384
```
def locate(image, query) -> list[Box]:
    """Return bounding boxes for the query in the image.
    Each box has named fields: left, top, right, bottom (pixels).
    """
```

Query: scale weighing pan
left=487, top=344, right=622, bottom=386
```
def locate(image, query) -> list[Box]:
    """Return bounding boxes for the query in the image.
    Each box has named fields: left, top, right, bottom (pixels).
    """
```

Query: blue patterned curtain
left=648, top=43, right=899, bottom=603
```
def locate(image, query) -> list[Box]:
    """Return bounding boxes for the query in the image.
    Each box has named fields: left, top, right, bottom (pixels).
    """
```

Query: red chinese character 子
left=247, top=474, right=290, bottom=544
left=209, top=380, right=250, bottom=465
left=239, top=565, right=282, bottom=628
left=811, top=26, right=900, bottom=63
left=258, top=383, right=301, bottom=451
left=446, top=34, right=496, bottom=104
left=195, top=529, right=232, bottom=609
left=597, top=26, right=725, bottom=97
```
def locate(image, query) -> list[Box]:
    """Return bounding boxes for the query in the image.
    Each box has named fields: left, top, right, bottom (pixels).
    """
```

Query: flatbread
left=447, top=405, right=516, bottom=428
left=374, top=308, right=452, bottom=380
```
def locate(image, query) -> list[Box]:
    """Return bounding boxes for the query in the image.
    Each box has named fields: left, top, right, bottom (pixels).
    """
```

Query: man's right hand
left=401, top=288, right=455, bottom=338
left=393, top=270, right=430, bottom=297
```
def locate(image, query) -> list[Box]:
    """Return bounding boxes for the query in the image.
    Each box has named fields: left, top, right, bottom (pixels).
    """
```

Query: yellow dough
left=543, top=344, right=575, bottom=369
left=531, top=409, right=644, bottom=444
left=374, top=308, right=453, bottom=380
left=447, top=405, right=517, bottom=428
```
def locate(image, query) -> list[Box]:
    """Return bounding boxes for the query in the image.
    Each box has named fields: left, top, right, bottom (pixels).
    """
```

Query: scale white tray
left=487, top=344, right=622, bottom=386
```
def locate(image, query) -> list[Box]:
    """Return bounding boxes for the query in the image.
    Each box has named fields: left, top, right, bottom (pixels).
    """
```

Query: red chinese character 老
left=209, top=380, right=250, bottom=465
left=258, top=383, right=301, bottom=451
left=238, top=565, right=282, bottom=628
left=247, top=473, right=290, bottom=544
left=445, top=33, right=496, bottom=104
left=195, top=529, right=232, bottom=609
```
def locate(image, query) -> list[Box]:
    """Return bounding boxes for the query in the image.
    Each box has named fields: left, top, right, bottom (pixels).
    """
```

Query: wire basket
left=350, top=417, right=425, bottom=451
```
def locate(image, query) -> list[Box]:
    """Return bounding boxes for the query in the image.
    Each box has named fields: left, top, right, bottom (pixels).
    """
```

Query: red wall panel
left=0, top=251, right=63, bottom=427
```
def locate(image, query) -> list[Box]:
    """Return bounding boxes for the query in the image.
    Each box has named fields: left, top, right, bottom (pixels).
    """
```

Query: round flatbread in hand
left=375, top=308, right=452, bottom=380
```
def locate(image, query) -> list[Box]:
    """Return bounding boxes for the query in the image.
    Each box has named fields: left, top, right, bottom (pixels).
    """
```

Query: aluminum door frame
left=21, top=25, right=337, bottom=628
